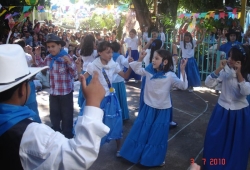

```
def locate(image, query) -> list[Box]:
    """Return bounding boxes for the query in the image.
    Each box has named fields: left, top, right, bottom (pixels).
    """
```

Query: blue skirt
left=100, top=93, right=123, bottom=145
left=112, top=81, right=129, bottom=120
left=120, top=104, right=171, bottom=166
left=124, top=50, right=141, bottom=81
left=203, top=103, right=250, bottom=170
left=178, top=57, right=201, bottom=87
left=77, top=71, right=92, bottom=108
left=247, top=95, right=250, bottom=104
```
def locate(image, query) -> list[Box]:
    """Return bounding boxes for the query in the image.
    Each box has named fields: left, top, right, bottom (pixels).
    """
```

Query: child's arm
left=120, top=33, right=126, bottom=45
left=196, top=28, right=206, bottom=45
left=63, top=55, right=76, bottom=77
left=205, top=59, right=227, bottom=87
left=34, top=46, right=47, bottom=67
left=143, top=38, right=154, bottom=50
left=171, top=58, right=188, bottom=90
left=76, top=58, right=90, bottom=80
left=172, top=29, right=180, bottom=45
left=125, top=51, right=147, bottom=77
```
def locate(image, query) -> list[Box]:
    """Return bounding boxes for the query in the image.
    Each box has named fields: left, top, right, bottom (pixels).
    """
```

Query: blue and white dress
left=203, top=65, right=250, bottom=170
left=82, top=57, right=123, bottom=145
left=120, top=61, right=188, bottom=166
left=178, top=40, right=201, bottom=87
left=112, top=52, right=130, bottom=120
left=77, top=50, right=97, bottom=108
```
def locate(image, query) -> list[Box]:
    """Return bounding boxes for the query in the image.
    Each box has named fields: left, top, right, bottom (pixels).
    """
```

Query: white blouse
left=80, top=50, right=97, bottom=71
left=124, top=37, right=139, bottom=50
left=180, top=40, right=197, bottom=58
left=129, top=61, right=188, bottom=109
left=205, top=65, right=250, bottom=110
left=113, top=55, right=129, bottom=83
left=87, top=58, right=122, bottom=96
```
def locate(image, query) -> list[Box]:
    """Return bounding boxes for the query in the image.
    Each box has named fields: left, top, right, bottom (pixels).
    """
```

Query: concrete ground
left=37, top=80, right=250, bottom=170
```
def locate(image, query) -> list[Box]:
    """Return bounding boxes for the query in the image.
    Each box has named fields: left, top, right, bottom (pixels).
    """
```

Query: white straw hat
left=0, top=44, right=48, bottom=92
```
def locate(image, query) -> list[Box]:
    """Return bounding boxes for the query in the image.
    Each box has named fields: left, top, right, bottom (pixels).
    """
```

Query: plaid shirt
left=35, top=54, right=76, bottom=95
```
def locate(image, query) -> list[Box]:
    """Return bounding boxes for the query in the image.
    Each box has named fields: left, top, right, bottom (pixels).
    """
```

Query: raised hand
left=25, top=45, right=33, bottom=55
left=234, top=61, right=241, bottom=74
left=62, top=56, right=72, bottom=65
left=180, top=58, right=188, bottom=71
left=138, top=50, right=147, bottom=61
left=81, top=71, right=105, bottom=107
left=219, top=59, right=227, bottom=69
left=34, top=46, right=41, bottom=55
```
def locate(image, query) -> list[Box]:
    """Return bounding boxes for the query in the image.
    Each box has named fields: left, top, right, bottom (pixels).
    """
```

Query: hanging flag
left=0, top=9, right=7, bottom=17
left=214, top=14, right=219, bottom=20
left=238, top=12, right=241, bottom=19
left=228, top=12, right=232, bottom=18
left=194, top=13, right=200, bottom=18
left=219, top=12, right=225, bottom=19
left=178, top=13, right=185, bottom=18
left=185, top=13, right=191, bottom=18
left=5, top=14, right=12, bottom=19
left=38, top=6, right=44, bottom=10
left=232, top=8, right=237, bottom=14
left=23, top=6, right=31, bottom=13
left=209, top=12, right=215, bottom=18
left=24, top=12, right=31, bottom=17
left=8, top=6, right=16, bottom=11
left=226, top=6, right=233, bottom=10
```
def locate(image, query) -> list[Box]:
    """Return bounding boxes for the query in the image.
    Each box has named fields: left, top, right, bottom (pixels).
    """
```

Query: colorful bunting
left=209, top=12, right=215, bottom=18
left=179, top=13, right=185, bottom=18
left=214, top=14, right=219, bottom=20
left=226, top=6, right=233, bottom=10
left=219, top=12, right=225, bottom=19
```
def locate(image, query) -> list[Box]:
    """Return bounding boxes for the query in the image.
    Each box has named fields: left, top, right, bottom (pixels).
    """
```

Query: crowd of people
left=0, top=17, right=250, bottom=170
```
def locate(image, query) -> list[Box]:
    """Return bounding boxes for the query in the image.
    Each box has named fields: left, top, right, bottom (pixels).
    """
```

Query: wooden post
left=240, top=0, right=247, bottom=28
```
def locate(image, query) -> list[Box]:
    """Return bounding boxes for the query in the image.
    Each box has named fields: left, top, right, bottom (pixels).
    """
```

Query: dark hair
left=97, top=41, right=112, bottom=53
left=13, top=39, right=26, bottom=48
left=184, top=32, right=194, bottom=49
left=229, top=45, right=250, bottom=81
left=80, top=34, right=95, bottom=56
left=129, top=29, right=136, bottom=34
left=111, top=41, right=120, bottom=52
left=149, top=39, right=162, bottom=63
left=151, top=29, right=159, bottom=33
left=0, top=81, right=26, bottom=103
left=155, top=49, right=174, bottom=72
left=112, top=30, right=117, bottom=35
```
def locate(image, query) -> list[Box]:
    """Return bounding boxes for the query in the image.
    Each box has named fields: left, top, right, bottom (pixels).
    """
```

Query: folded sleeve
left=129, top=61, right=146, bottom=76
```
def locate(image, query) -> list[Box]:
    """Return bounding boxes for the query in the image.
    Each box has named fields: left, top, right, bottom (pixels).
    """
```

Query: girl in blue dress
left=77, top=34, right=96, bottom=108
left=120, top=49, right=188, bottom=166
left=111, top=41, right=130, bottom=120
left=203, top=44, right=250, bottom=170
left=76, top=41, right=132, bottom=156
left=173, top=30, right=206, bottom=92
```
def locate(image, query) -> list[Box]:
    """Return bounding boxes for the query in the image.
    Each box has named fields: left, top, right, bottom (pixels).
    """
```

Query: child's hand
left=75, top=58, right=82, bottom=72
left=139, top=50, right=147, bottom=61
left=234, top=61, right=241, bottom=74
left=180, top=58, right=188, bottom=71
left=189, top=163, right=201, bottom=170
left=34, top=46, right=41, bottom=55
left=128, top=57, right=134, bottom=63
left=219, top=59, right=227, bottom=69
left=82, top=71, right=105, bottom=107
left=63, top=56, right=72, bottom=65
left=25, top=45, right=33, bottom=55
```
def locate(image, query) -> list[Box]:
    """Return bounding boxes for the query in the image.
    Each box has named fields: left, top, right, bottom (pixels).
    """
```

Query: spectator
left=23, top=31, right=33, bottom=46
left=35, top=69, right=50, bottom=89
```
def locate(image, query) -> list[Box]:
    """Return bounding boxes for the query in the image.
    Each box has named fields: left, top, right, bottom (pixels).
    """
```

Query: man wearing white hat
left=0, top=44, right=109, bottom=169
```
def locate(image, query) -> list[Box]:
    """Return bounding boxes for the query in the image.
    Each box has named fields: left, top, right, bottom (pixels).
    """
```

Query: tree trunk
left=158, top=0, right=179, bottom=29
left=132, top=0, right=152, bottom=30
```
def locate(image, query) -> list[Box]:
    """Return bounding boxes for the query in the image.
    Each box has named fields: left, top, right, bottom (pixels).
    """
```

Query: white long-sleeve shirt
left=205, top=65, right=250, bottom=110
left=129, top=61, right=188, bottom=109
left=20, top=106, right=110, bottom=170
left=113, top=55, right=129, bottom=83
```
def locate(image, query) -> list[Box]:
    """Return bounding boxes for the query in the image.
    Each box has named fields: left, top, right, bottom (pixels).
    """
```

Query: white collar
left=92, top=57, right=116, bottom=70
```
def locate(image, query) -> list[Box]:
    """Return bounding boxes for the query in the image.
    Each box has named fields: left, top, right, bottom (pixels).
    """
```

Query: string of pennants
left=0, top=4, right=46, bottom=18
left=178, top=8, right=241, bottom=20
